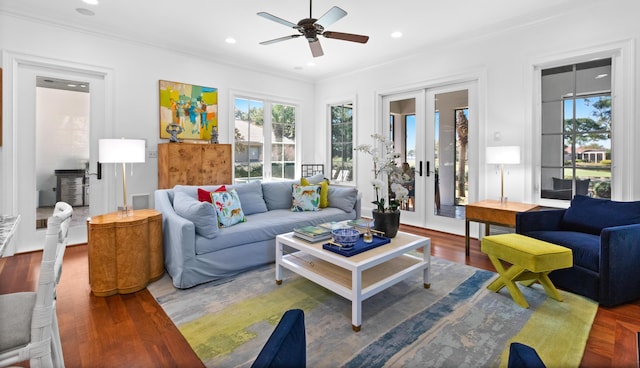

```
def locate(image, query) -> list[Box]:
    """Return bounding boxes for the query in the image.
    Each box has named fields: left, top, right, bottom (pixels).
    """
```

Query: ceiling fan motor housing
left=298, top=18, right=322, bottom=41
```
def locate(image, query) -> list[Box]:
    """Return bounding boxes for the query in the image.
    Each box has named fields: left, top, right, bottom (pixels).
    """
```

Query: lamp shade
left=486, top=146, right=521, bottom=165
left=99, top=139, right=146, bottom=163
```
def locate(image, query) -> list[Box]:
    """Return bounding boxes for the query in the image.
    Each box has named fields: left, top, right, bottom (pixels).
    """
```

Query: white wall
left=315, top=0, right=640, bottom=218
left=0, top=13, right=315, bottom=216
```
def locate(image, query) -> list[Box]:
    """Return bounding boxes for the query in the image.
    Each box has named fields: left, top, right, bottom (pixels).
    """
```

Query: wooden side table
left=87, top=209, right=164, bottom=296
left=465, top=200, right=539, bottom=256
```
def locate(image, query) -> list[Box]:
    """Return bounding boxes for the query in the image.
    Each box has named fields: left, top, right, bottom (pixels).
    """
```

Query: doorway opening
left=35, top=76, right=91, bottom=229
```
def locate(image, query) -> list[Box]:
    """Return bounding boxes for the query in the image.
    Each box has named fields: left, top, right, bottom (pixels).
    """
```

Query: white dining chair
left=0, top=202, right=73, bottom=368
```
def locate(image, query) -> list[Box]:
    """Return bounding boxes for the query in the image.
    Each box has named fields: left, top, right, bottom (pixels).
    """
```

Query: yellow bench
left=481, top=233, right=573, bottom=308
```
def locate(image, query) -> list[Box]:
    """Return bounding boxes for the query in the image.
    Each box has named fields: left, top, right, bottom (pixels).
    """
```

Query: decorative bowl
left=332, top=228, right=360, bottom=248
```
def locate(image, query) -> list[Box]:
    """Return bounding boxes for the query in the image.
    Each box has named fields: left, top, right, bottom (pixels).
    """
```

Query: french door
left=382, top=80, right=477, bottom=235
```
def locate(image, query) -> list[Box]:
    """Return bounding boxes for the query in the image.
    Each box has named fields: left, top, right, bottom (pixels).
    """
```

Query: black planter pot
left=372, top=210, right=400, bottom=238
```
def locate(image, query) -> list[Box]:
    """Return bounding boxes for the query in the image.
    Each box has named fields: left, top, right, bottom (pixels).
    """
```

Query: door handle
left=418, top=161, right=423, bottom=177
left=87, top=162, right=102, bottom=180
left=426, top=161, right=430, bottom=177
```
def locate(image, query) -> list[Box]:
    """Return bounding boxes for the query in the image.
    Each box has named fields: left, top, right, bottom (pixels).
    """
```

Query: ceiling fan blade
left=257, top=12, right=298, bottom=29
left=323, top=31, right=369, bottom=44
left=315, top=6, right=347, bottom=28
left=260, top=35, right=301, bottom=45
left=309, top=39, right=324, bottom=57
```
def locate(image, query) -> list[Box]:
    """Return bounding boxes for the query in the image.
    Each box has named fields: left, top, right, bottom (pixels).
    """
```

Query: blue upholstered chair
left=508, top=342, right=546, bottom=368
left=252, top=309, right=306, bottom=368
left=516, top=195, right=640, bottom=307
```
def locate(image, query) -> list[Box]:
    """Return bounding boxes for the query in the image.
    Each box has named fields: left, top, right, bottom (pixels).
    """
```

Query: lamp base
left=117, top=206, right=134, bottom=218
left=499, top=196, right=508, bottom=204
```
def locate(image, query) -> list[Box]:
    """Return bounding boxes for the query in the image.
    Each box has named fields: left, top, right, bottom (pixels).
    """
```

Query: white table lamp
left=486, top=146, right=520, bottom=203
left=99, top=138, right=145, bottom=216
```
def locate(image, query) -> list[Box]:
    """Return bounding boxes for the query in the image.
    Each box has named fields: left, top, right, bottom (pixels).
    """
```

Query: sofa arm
left=516, top=209, right=566, bottom=234
left=154, top=190, right=197, bottom=288
left=599, top=223, right=640, bottom=306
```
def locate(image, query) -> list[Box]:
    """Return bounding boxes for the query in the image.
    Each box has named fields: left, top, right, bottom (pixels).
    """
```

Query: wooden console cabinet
left=158, top=143, right=232, bottom=188
left=87, top=209, right=163, bottom=296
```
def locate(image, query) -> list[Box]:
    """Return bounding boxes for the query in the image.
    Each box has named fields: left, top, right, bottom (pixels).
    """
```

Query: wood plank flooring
left=1, top=225, right=638, bottom=367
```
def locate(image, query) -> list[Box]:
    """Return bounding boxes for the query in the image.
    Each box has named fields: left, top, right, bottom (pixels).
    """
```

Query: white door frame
left=1, top=51, right=114, bottom=252
left=376, top=71, right=484, bottom=235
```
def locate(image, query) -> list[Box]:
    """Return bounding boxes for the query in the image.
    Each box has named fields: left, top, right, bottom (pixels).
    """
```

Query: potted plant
left=354, top=134, right=409, bottom=237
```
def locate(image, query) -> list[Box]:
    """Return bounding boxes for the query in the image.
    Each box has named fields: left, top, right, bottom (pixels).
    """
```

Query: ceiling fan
left=257, top=0, right=369, bottom=57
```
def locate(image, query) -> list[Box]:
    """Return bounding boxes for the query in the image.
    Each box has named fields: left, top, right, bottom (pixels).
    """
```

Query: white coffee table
left=275, top=231, right=431, bottom=331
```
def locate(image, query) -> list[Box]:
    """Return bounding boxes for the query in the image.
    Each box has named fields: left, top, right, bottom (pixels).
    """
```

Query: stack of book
left=293, top=225, right=332, bottom=242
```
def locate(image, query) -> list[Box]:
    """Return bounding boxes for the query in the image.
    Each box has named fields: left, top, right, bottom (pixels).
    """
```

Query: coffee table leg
left=275, top=239, right=283, bottom=285
left=423, top=240, right=431, bottom=288
left=352, top=269, right=362, bottom=332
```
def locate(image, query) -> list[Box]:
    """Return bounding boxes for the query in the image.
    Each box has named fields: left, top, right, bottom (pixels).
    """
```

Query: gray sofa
left=154, top=179, right=361, bottom=288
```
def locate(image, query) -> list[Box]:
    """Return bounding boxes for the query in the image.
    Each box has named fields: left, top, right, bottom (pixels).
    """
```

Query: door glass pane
left=435, top=90, right=468, bottom=219
left=390, top=99, right=416, bottom=212
left=403, top=115, right=416, bottom=211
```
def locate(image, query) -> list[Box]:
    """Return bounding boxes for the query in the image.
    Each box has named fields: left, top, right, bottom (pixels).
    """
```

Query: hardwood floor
left=1, top=225, right=638, bottom=367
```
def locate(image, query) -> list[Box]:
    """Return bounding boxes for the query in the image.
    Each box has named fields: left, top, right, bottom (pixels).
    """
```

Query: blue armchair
left=516, top=195, right=640, bottom=307
left=252, top=309, right=306, bottom=368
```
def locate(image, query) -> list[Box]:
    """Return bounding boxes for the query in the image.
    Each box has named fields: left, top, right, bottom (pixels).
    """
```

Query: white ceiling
left=0, top=0, right=586, bottom=81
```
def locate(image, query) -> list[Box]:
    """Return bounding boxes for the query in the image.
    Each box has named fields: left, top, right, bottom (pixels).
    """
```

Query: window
left=234, top=97, right=297, bottom=183
left=540, top=59, right=612, bottom=200
left=330, top=103, right=353, bottom=183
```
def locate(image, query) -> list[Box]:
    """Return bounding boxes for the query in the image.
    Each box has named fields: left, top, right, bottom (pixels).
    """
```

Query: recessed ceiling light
left=225, top=37, right=236, bottom=44
left=306, top=62, right=316, bottom=67
left=67, top=84, right=78, bottom=87
left=595, top=73, right=608, bottom=79
left=82, top=0, right=99, bottom=5
left=391, top=31, right=403, bottom=38
left=76, top=8, right=95, bottom=16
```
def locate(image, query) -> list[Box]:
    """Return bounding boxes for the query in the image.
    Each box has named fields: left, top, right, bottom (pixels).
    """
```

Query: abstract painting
left=159, top=80, right=218, bottom=141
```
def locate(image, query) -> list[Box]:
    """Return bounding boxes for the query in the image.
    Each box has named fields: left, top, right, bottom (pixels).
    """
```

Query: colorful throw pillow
left=301, top=177, right=329, bottom=208
left=198, top=185, right=227, bottom=203
left=291, top=184, right=320, bottom=212
left=211, top=188, right=246, bottom=227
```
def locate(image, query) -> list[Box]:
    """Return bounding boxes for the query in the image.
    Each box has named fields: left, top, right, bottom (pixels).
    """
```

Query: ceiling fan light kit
left=258, top=0, right=369, bottom=57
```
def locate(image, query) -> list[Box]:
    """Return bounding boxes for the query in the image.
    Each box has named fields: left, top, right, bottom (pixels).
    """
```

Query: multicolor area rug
left=148, top=257, right=597, bottom=367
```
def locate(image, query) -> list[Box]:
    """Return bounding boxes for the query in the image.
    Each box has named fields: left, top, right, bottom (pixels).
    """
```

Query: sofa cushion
left=232, top=181, right=268, bottom=215
left=327, top=186, right=358, bottom=213
left=561, top=195, right=640, bottom=235
left=262, top=180, right=299, bottom=210
left=525, top=230, right=600, bottom=272
left=173, top=191, right=218, bottom=238
left=291, top=184, right=320, bottom=212
left=211, top=189, right=246, bottom=227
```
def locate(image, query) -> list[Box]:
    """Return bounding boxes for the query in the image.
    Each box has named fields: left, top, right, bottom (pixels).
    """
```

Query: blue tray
left=322, top=234, right=390, bottom=257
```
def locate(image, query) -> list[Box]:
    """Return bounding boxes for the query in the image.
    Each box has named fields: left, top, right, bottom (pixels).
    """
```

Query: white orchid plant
left=354, top=134, right=410, bottom=212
